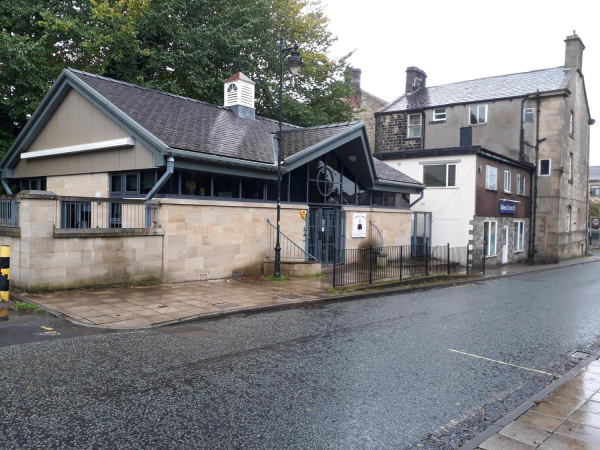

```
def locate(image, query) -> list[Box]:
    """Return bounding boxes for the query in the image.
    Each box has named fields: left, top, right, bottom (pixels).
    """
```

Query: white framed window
left=568, top=153, right=573, bottom=182
left=514, top=221, right=525, bottom=252
left=523, top=107, right=534, bottom=123
left=484, top=220, right=497, bottom=257
left=517, top=174, right=526, bottom=195
left=539, top=159, right=551, bottom=176
left=407, top=114, right=422, bottom=138
left=591, top=185, right=600, bottom=196
left=566, top=205, right=572, bottom=233
left=423, top=163, right=457, bottom=188
left=485, top=165, right=498, bottom=190
left=569, top=111, right=574, bottom=137
left=433, top=108, right=447, bottom=121
left=504, top=171, right=512, bottom=193
left=469, top=104, right=488, bottom=125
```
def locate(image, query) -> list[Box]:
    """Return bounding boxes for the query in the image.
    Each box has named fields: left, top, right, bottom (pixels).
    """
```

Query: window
left=523, top=108, right=534, bottom=123
left=61, top=201, right=91, bottom=229
left=372, top=192, right=408, bottom=208
left=566, top=206, right=572, bottom=233
left=591, top=185, right=600, bottom=196
left=484, top=220, right=497, bottom=257
left=111, top=174, right=122, bottom=194
left=18, top=177, right=47, bottom=192
left=266, top=173, right=289, bottom=202
left=140, top=171, right=157, bottom=195
left=241, top=179, right=264, bottom=200
left=109, top=203, right=122, bottom=228
left=433, top=108, right=447, bottom=121
left=407, top=114, right=422, bottom=138
left=423, top=163, right=457, bottom=188
left=539, top=159, right=551, bottom=176
left=504, top=171, right=512, bottom=193
left=569, top=110, right=574, bottom=137
left=485, top=165, right=498, bottom=190
left=514, top=221, right=525, bottom=252
left=517, top=174, right=526, bottom=195
left=213, top=174, right=240, bottom=198
left=125, top=173, right=139, bottom=193
left=469, top=104, right=488, bottom=125
left=180, top=171, right=211, bottom=197
left=568, top=153, right=573, bottom=182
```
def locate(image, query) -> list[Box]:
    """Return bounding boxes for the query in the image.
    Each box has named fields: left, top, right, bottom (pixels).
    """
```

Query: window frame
left=123, top=172, right=140, bottom=194
left=484, top=220, right=497, bottom=257
left=569, top=110, right=574, bottom=137
left=523, top=107, right=534, bottom=123
left=469, top=104, right=488, bottom=125
left=422, top=163, right=457, bottom=188
left=485, top=165, right=498, bottom=191
left=591, top=185, right=600, bottom=196
left=407, top=113, right=422, bottom=138
left=504, top=170, right=512, bottom=194
left=566, top=205, right=572, bottom=233
left=568, top=153, right=573, bottom=182
left=432, top=108, right=447, bottom=122
left=517, top=174, right=526, bottom=196
left=514, top=220, right=525, bottom=252
left=539, top=159, right=551, bottom=177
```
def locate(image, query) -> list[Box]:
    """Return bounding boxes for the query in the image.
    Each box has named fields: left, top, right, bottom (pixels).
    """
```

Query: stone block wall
left=347, top=90, right=388, bottom=150
left=343, top=207, right=412, bottom=249
left=375, top=112, right=423, bottom=153
left=47, top=173, right=109, bottom=197
left=470, top=216, right=530, bottom=267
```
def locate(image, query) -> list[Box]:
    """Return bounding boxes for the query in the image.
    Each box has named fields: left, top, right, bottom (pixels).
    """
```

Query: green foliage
left=14, top=301, right=46, bottom=313
left=0, top=0, right=355, bottom=164
left=590, top=202, right=600, bottom=218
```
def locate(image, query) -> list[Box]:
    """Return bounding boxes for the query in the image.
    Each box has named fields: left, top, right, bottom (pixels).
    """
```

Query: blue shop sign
left=499, top=200, right=517, bottom=214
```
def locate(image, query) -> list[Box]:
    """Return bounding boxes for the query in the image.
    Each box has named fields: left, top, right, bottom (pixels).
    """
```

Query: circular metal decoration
left=316, top=167, right=335, bottom=196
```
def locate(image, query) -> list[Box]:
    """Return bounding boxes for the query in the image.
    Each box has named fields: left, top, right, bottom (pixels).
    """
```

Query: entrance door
left=502, top=226, right=509, bottom=264
left=307, top=208, right=343, bottom=265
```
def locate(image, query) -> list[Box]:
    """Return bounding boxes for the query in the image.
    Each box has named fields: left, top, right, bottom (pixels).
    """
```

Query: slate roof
left=69, top=70, right=419, bottom=187
left=73, top=70, right=297, bottom=164
left=590, top=166, right=600, bottom=181
left=379, top=67, right=572, bottom=113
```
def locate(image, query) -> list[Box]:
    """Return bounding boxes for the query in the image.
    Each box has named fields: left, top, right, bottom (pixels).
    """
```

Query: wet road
left=2, top=261, right=600, bottom=449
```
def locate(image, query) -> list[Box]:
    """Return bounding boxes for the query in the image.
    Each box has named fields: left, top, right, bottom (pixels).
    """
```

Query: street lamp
left=274, top=37, right=305, bottom=278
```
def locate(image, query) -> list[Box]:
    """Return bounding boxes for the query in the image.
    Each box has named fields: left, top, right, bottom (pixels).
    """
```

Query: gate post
left=425, top=243, right=429, bottom=276
left=332, top=245, right=337, bottom=289
left=447, top=243, right=451, bottom=275
left=369, top=245, right=373, bottom=285
left=399, top=246, right=403, bottom=281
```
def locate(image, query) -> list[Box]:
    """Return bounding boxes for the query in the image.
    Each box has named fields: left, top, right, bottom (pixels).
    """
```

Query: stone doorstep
left=466, top=353, right=600, bottom=450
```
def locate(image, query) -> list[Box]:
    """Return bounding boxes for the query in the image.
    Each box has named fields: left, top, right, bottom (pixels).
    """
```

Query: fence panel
left=55, top=198, right=156, bottom=229
left=0, top=199, right=19, bottom=227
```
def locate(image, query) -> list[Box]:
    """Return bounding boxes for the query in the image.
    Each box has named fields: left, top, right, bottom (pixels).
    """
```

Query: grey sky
left=323, top=0, right=598, bottom=164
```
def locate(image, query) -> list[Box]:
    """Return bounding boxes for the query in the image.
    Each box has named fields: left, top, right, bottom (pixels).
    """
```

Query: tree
left=0, top=0, right=355, bottom=163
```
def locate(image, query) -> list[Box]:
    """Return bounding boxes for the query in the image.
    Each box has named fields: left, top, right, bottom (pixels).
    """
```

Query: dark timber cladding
left=475, top=153, right=531, bottom=219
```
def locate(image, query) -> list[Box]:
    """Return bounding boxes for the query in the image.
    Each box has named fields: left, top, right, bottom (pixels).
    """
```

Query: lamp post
left=274, top=37, right=305, bottom=278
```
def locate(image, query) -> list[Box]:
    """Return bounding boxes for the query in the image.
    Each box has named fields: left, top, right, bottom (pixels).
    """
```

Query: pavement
left=3, top=261, right=600, bottom=448
left=12, top=254, right=600, bottom=329
left=473, top=357, right=600, bottom=449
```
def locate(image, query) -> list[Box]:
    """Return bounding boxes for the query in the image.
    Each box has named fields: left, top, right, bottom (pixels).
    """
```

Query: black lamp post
left=274, top=37, right=305, bottom=278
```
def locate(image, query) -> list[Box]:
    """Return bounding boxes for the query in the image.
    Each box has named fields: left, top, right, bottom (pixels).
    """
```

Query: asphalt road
left=2, top=261, right=600, bottom=449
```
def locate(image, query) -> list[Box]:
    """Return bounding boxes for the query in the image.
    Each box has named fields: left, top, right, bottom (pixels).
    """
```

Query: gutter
left=410, top=190, right=424, bottom=208
left=166, top=148, right=278, bottom=172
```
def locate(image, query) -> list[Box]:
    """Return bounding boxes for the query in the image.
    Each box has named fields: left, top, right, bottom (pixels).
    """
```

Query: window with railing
left=56, top=199, right=155, bottom=229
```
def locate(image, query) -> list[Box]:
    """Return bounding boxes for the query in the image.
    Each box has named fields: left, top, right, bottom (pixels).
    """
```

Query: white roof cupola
left=224, top=72, right=256, bottom=119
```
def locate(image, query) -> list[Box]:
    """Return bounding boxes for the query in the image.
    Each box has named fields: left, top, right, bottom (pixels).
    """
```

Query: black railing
left=55, top=197, right=158, bottom=229
left=0, top=198, right=19, bottom=227
left=333, top=243, right=485, bottom=287
left=266, top=219, right=316, bottom=261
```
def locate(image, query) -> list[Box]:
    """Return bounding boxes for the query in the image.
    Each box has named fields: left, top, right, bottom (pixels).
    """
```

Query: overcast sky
left=322, top=0, right=599, bottom=165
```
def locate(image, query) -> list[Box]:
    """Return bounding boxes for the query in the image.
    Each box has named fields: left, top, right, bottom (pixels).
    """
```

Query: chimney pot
left=405, top=66, right=427, bottom=94
left=346, top=67, right=362, bottom=90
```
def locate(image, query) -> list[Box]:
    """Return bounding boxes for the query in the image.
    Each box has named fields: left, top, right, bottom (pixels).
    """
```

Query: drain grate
left=569, top=350, right=591, bottom=360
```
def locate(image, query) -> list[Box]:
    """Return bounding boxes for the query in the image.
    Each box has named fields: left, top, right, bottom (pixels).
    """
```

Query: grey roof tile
left=280, top=122, right=359, bottom=159
left=373, top=158, right=421, bottom=185
left=379, top=67, right=572, bottom=113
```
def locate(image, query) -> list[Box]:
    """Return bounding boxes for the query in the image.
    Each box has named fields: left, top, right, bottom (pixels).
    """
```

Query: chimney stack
left=405, top=67, right=427, bottom=94
left=565, top=31, right=585, bottom=71
left=346, top=67, right=362, bottom=91
left=223, top=72, right=256, bottom=119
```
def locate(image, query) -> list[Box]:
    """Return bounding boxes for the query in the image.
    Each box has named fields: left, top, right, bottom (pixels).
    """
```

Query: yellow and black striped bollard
left=0, top=245, right=9, bottom=320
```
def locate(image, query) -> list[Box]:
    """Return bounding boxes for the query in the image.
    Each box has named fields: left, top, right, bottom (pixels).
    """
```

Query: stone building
left=345, top=68, right=388, bottom=149
left=375, top=33, right=594, bottom=264
left=0, top=69, right=423, bottom=290
left=590, top=166, right=600, bottom=205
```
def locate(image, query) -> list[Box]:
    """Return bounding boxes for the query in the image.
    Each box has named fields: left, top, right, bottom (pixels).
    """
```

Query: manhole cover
left=570, top=350, right=590, bottom=360
left=279, top=294, right=304, bottom=300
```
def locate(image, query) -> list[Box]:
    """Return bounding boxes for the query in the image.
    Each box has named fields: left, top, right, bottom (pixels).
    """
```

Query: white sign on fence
left=352, top=213, right=367, bottom=238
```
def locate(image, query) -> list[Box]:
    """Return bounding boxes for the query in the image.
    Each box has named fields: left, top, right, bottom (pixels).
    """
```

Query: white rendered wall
left=385, top=154, right=477, bottom=248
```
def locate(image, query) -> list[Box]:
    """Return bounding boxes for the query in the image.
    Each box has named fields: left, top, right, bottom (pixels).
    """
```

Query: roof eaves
left=167, top=148, right=277, bottom=169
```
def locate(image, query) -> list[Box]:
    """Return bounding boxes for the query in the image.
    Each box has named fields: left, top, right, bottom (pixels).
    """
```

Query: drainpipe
left=519, top=96, right=527, bottom=161
left=530, top=93, right=541, bottom=264
left=145, top=156, right=174, bottom=201
left=410, top=190, right=424, bottom=208
left=1, top=178, right=12, bottom=195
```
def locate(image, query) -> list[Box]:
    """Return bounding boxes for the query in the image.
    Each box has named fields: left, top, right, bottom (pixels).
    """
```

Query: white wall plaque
left=352, top=213, right=367, bottom=238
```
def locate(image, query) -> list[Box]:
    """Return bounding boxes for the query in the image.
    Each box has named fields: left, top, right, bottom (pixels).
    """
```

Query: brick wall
left=375, top=112, right=423, bottom=153
left=470, top=216, right=530, bottom=267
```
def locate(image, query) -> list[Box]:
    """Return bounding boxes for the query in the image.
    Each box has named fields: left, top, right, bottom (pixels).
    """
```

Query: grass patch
left=307, top=272, right=325, bottom=278
left=263, top=275, right=288, bottom=282
left=14, top=302, right=46, bottom=313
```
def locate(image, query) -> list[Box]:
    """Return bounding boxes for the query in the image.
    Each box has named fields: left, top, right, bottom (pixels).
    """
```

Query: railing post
left=399, top=246, right=403, bottom=281
left=482, top=242, right=486, bottom=274
left=369, top=245, right=373, bottom=285
left=425, top=243, right=429, bottom=276
left=447, top=243, right=450, bottom=275
left=333, top=245, right=337, bottom=289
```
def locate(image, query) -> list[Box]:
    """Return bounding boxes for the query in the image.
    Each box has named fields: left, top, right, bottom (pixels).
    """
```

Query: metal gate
left=412, top=212, right=431, bottom=256
left=307, top=208, right=345, bottom=266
